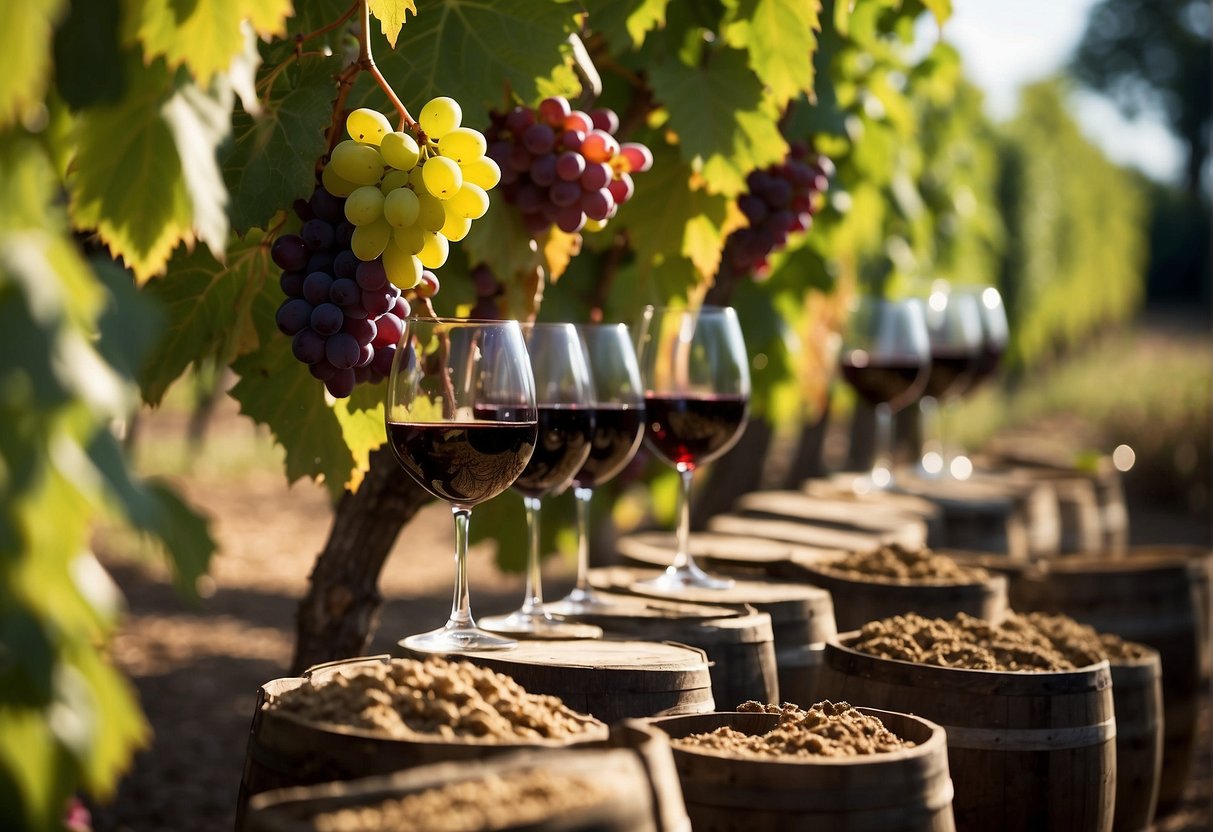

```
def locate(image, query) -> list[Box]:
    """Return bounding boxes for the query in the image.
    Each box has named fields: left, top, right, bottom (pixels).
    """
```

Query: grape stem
left=356, top=0, right=415, bottom=132
left=295, top=0, right=360, bottom=47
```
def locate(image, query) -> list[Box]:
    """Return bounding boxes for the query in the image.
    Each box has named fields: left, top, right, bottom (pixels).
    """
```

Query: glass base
left=479, top=609, right=602, bottom=640
left=400, top=624, right=517, bottom=654
left=851, top=466, right=894, bottom=494
left=546, top=586, right=646, bottom=617
left=636, top=562, right=735, bottom=592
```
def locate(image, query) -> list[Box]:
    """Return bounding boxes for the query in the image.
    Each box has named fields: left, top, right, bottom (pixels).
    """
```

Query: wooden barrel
left=648, top=709, right=955, bottom=831
left=891, top=473, right=1060, bottom=561
left=785, top=553, right=1009, bottom=633
left=244, top=746, right=662, bottom=832
left=816, top=639, right=1116, bottom=832
left=1109, top=652, right=1164, bottom=832
left=235, top=656, right=608, bottom=829
left=617, top=530, right=830, bottom=578
left=563, top=592, right=780, bottom=707
left=408, top=639, right=715, bottom=724
left=589, top=566, right=837, bottom=708
left=1115, top=545, right=1213, bottom=682
left=731, top=490, right=930, bottom=551
left=608, top=720, right=694, bottom=832
left=708, top=513, right=891, bottom=554
left=1010, top=556, right=1203, bottom=813
left=803, top=475, right=947, bottom=548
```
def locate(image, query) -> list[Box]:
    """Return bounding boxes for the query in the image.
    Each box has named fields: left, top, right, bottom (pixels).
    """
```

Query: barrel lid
left=590, top=566, right=831, bottom=611
left=734, top=491, right=928, bottom=544
left=709, top=514, right=889, bottom=553
left=447, top=638, right=710, bottom=672
left=619, top=530, right=811, bottom=568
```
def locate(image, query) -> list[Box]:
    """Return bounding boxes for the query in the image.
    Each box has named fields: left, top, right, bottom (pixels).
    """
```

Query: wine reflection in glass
left=481, top=323, right=602, bottom=639
left=918, top=285, right=983, bottom=479
left=385, top=317, right=537, bottom=654
left=635, top=305, right=751, bottom=592
left=547, top=323, right=647, bottom=615
left=948, top=286, right=1010, bottom=478
left=838, top=296, right=931, bottom=491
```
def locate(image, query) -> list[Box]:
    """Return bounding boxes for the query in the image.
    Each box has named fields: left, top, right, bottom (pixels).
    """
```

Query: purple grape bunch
left=721, top=142, right=834, bottom=279
left=485, top=96, right=653, bottom=237
left=271, top=185, right=419, bottom=398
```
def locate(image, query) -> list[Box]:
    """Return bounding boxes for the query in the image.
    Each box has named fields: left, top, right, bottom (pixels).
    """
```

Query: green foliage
left=998, top=80, right=1146, bottom=369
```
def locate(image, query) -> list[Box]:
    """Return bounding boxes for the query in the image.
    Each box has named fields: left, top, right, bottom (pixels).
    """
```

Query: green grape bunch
left=321, top=98, right=501, bottom=291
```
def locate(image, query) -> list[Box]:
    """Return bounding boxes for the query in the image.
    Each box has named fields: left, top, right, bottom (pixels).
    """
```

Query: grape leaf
left=123, top=0, right=291, bottom=86
left=139, top=232, right=267, bottom=405
left=582, top=0, right=671, bottom=52
left=612, top=141, right=741, bottom=281
left=921, top=0, right=952, bottom=27
left=0, top=0, right=63, bottom=129
left=649, top=47, right=787, bottom=197
left=370, top=0, right=580, bottom=129
left=540, top=228, right=581, bottom=282
left=162, top=79, right=234, bottom=264
left=223, top=57, right=339, bottom=234
left=723, top=0, right=821, bottom=108
left=229, top=281, right=367, bottom=499
left=461, top=191, right=543, bottom=279
left=69, top=60, right=236, bottom=281
left=369, top=0, right=417, bottom=48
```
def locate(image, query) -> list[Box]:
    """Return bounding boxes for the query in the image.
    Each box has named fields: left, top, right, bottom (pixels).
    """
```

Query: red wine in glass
left=572, top=404, right=645, bottom=490
left=642, top=393, right=749, bottom=469
left=923, top=348, right=977, bottom=403
left=839, top=358, right=925, bottom=412
left=387, top=421, right=536, bottom=506
left=511, top=405, right=595, bottom=498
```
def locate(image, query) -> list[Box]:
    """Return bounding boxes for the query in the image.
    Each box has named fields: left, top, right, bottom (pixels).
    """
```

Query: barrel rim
left=647, top=707, right=948, bottom=767
left=791, top=557, right=1007, bottom=592
left=828, top=633, right=1113, bottom=684
left=1037, top=555, right=1201, bottom=577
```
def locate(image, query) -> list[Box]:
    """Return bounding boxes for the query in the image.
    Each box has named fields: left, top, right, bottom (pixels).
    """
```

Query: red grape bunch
left=486, top=97, right=653, bottom=236
left=720, top=142, right=833, bottom=279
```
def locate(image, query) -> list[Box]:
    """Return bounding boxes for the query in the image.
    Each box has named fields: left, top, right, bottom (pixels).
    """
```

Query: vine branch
left=357, top=1, right=415, bottom=132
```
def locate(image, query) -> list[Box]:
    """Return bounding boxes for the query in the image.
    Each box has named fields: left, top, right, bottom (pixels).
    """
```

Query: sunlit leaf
left=649, top=47, right=787, bottom=196
left=582, top=0, right=671, bottom=51
left=723, top=0, right=821, bottom=107
left=0, top=0, right=64, bottom=129
left=369, top=0, right=417, bottom=48
left=123, top=0, right=292, bottom=85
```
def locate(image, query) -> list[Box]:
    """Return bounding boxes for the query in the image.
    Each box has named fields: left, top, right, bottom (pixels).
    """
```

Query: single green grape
left=417, top=231, right=449, bottom=269
left=322, top=164, right=358, bottom=197
left=379, top=169, right=410, bottom=196
left=383, top=187, right=421, bottom=229
left=422, top=157, right=462, bottom=200
left=344, top=186, right=385, bottom=226
left=346, top=108, right=391, bottom=145
left=447, top=184, right=489, bottom=220
left=393, top=224, right=426, bottom=255
left=408, top=166, right=426, bottom=192
left=438, top=127, right=487, bottom=164
left=419, top=96, right=461, bottom=139
left=380, top=131, right=421, bottom=171
left=416, top=193, right=446, bottom=233
left=383, top=240, right=422, bottom=290
left=351, top=218, right=392, bottom=260
left=440, top=211, right=472, bottom=242
left=461, top=156, right=501, bottom=190
left=330, top=140, right=385, bottom=186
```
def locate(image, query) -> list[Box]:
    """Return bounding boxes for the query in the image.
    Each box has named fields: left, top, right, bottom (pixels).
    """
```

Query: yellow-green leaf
left=724, top=0, right=821, bottom=107
left=369, top=0, right=417, bottom=48
left=541, top=227, right=581, bottom=282
left=582, top=0, right=671, bottom=52
left=123, top=0, right=292, bottom=85
left=0, top=0, right=65, bottom=129
left=921, top=0, right=952, bottom=27
left=649, top=47, right=787, bottom=197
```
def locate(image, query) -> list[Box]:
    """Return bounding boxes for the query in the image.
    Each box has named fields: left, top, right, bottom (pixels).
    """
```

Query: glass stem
left=573, top=486, right=593, bottom=593
left=920, top=396, right=942, bottom=472
left=448, top=506, right=474, bottom=629
left=520, top=496, right=544, bottom=614
left=873, top=402, right=893, bottom=482
left=672, top=467, right=695, bottom=571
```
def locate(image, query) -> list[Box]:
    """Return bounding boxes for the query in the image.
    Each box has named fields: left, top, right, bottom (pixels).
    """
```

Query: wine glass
left=918, top=284, right=983, bottom=479
left=635, top=305, right=751, bottom=591
left=386, top=317, right=537, bottom=653
left=481, top=324, right=603, bottom=639
left=547, top=323, right=647, bottom=615
left=947, top=286, right=1009, bottom=478
left=838, top=296, right=930, bottom=491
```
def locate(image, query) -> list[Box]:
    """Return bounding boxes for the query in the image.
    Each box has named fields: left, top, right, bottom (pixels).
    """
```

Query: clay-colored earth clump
left=675, top=700, right=914, bottom=758
left=816, top=544, right=988, bottom=584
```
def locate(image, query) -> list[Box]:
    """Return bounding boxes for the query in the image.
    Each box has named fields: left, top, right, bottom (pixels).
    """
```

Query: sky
left=930, top=0, right=1185, bottom=183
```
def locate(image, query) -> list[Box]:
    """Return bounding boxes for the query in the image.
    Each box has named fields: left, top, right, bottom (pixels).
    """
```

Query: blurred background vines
left=0, top=0, right=1207, bottom=828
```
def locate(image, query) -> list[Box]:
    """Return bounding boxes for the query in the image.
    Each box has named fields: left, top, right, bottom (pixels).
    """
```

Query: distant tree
left=1071, top=0, right=1211, bottom=194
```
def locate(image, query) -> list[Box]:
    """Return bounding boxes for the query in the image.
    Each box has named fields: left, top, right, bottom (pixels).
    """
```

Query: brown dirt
left=87, top=405, right=1212, bottom=831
